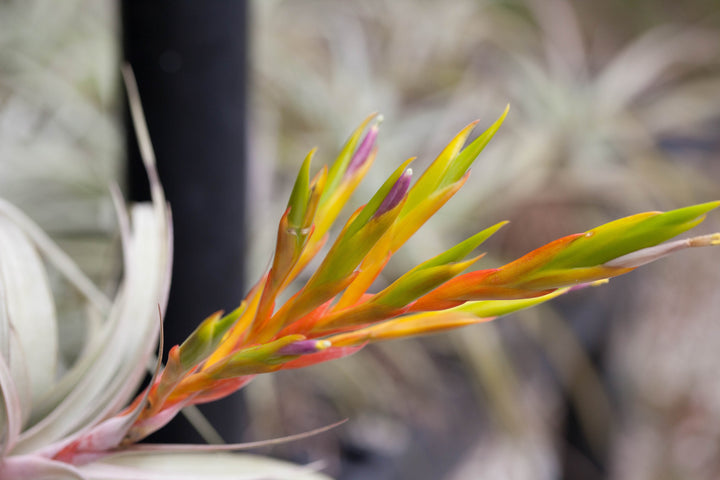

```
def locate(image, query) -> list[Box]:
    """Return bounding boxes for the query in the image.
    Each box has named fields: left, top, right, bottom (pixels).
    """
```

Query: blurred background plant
left=0, top=0, right=122, bottom=374
left=2, top=0, right=720, bottom=479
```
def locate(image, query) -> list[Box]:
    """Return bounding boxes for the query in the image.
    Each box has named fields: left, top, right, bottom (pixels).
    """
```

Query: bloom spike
left=72, top=111, right=719, bottom=457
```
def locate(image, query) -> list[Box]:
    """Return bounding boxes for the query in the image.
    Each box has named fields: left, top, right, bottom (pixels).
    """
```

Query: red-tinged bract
left=55, top=109, right=720, bottom=464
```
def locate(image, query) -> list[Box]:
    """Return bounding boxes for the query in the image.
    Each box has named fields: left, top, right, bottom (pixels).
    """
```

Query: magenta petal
left=346, top=125, right=378, bottom=177
left=277, top=340, right=329, bottom=356
left=374, top=169, right=412, bottom=218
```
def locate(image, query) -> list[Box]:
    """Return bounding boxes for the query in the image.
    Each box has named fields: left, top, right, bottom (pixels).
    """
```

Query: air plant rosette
left=1, top=89, right=718, bottom=478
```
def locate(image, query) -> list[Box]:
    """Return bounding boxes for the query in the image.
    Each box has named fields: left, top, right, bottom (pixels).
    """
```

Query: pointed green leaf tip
left=417, top=221, right=508, bottom=271
left=372, top=222, right=507, bottom=308
left=287, top=148, right=315, bottom=229
left=178, top=304, right=246, bottom=369
left=374, top=258, right=478, bottom=308
left=452, top=288, right=568, bottom=318
left=439, top=105, right=509, bottom=189
left=543, top=200, right=720, bottom=269
left=404, top=106, right=509, bottom=213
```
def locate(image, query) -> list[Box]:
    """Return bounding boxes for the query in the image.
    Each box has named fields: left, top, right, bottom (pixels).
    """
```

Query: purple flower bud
left=346, top=124, right=379, bottom=177
left=374, top=168, right=412, bottom=218
left=278, top=340, right=331, bottom=356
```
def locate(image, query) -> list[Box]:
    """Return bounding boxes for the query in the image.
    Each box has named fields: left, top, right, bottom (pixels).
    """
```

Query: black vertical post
left=122, top=1, right=248, bottom=443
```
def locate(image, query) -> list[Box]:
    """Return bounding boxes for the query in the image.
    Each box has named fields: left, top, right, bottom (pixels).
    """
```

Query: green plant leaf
left=439, top=105, right=509, bottom=188
left=413, top=221, right=507, bottom=271
left=287, top=149, right=314, bottom=230
left=0, top=354, right=22, bottom=458
left=451, top=288, right=569, bottom=318
left=542, top=201, right=720, bottom=270
left=178, top=306, right=246, bottom=371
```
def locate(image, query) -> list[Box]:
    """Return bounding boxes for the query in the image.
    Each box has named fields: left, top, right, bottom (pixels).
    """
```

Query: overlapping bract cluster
left=123, top=109, right=719, bottom=443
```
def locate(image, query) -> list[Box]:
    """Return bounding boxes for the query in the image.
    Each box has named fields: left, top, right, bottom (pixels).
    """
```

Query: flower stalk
left=3, top=102, right=718, bottom=474
left=103, top=106, right=720, bottom=457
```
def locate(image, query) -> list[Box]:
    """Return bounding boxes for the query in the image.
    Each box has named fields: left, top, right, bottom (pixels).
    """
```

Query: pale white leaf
left=81, top=453, right=332, bottom=480
left=0, top=355, right=22, bottom=458
left=0, top=454, right=87, bottom=480
left=0, top=197, right=113, bottom=426
left=0, top=256, right=8, bottom=363
left=16, top=205, right=170, bottom=453
left=45, top=316, right=168, bottom=465
left=0, top=216, right=58, bottom=417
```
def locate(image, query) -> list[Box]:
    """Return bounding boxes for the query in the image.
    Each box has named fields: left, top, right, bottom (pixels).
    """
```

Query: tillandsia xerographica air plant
left=1, top=80, right=719, bottom=478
